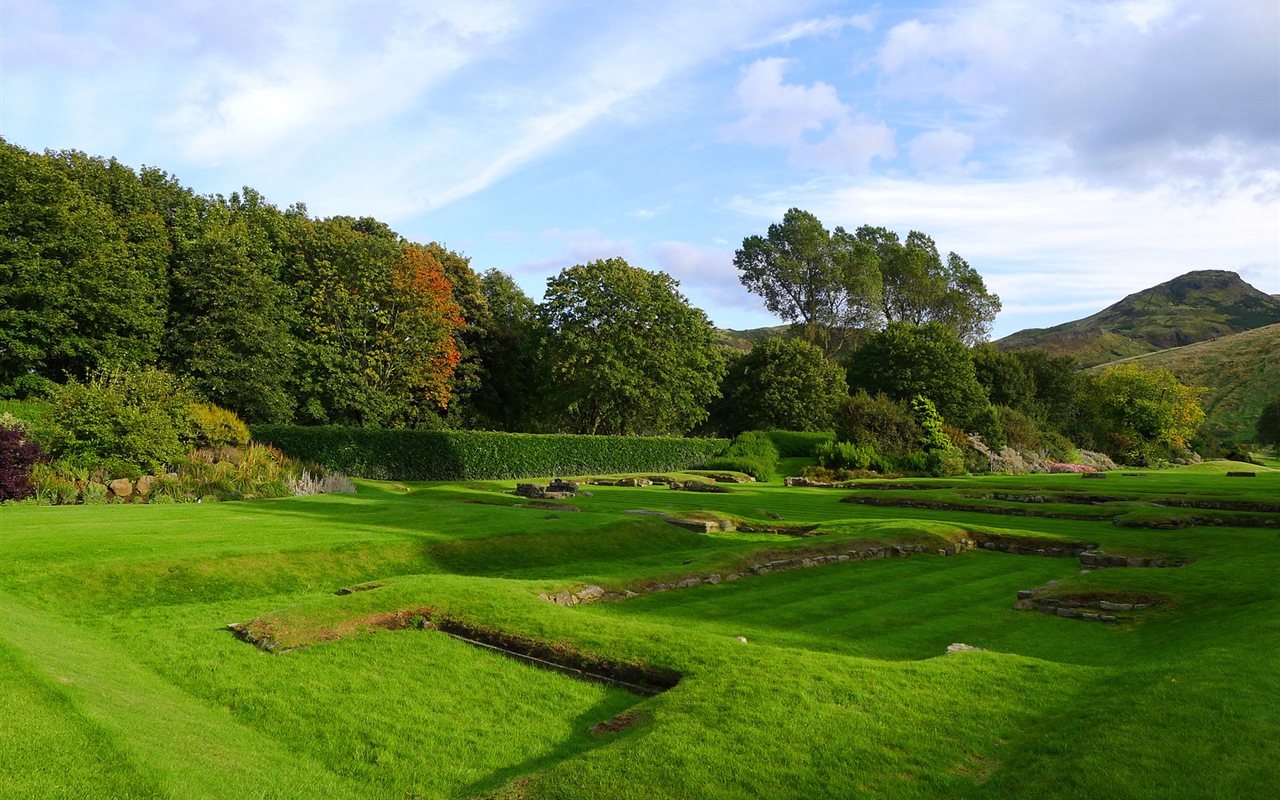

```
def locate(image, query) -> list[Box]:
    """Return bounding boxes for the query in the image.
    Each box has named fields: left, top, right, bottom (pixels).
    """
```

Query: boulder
left=576, top=585, right=605, bottom=602
left=547, top=478, right=579, bottom=494
left=134, top=475, right=157, bottom=497
left=945, top=643, right=985, bottom=654
left=108, top=478, right=134, bottom=500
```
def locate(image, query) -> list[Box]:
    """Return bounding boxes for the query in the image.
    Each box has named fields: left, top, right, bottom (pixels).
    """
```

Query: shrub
left=289, top=469, right=357, bottom=496
left=971, top=405, right=1006, bottom=450
left=707, top=431, right=780, bottom=482
left=187, top=403, right=252, bottom=449
left=834, top=391, right=923, bottom=457
left=252, top=426, right=730, bottom=481
left=46, top=368, right=197, bottom=474
left=912, top=396, right=953, bottom=455
left=814, top=440, right=875, bottom=471
left=764, top=430, right=836, bottom=457
left=0, top=420, right=44, bottom=502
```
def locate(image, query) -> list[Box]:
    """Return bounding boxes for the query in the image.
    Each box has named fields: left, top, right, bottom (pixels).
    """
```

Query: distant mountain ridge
left=994, top=270, right=1280, bottom=367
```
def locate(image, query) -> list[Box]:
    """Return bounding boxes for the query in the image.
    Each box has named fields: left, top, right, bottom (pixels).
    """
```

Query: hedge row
left=251, top=425, right=730, bottom=481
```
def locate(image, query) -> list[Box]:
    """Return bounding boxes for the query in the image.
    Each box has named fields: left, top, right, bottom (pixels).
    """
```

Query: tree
left=164, top=191, right=298, bottom=423
left=1254, top=395, right=1280, bottom=448
left=284, top=217, right=463, bottom=427
left=735, top=208, right=881, bottom=356
left=0, top=140, right=167, bottom=395
left=468, top=270, right=544, bottom=431
left=843, top=322, right=990, bottom=430
left=716, top=337, right=848, bottom=434
left=539, top=258, right=726, bottom=435
left=857, top=226, right=1000, bottom=344
left=972, top=344, right=1035, bottom=409
left=1088, top=363, right=1204, bottom=465
left=424, top=242, right=490, bottom=428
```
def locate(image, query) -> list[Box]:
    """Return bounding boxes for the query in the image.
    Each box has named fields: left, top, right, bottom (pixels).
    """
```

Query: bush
left=834, top=392, right=923, bottom=457
left=46, top=368, right=197, bottom=474
left=0, top=421, right=44, bottom=502
left=764, top=430, right=835, bottom=457
left=815, top=440, right=875, bottom=471
left=251, top=426, right=730, bottom=481
left=703, top=431, right=780, bottom=482
left=81, top=481, right=109, bottom=504
left=187, top=403, right=252, bottom=449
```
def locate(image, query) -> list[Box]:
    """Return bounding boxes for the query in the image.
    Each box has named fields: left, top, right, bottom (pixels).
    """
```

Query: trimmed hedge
left=764, top=430, right=835, bottom=458
left=251, top=425, right=730, bottom=481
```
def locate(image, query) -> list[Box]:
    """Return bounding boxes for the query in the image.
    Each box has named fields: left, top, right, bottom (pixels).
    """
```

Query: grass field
left=2, top=464, right=1278, bottom=798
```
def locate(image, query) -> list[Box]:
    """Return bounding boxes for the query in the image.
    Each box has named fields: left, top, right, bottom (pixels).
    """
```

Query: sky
left=3, top=0, right=1278, bottom=338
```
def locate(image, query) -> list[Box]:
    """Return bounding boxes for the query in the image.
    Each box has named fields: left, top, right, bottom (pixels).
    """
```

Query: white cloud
left=723, top=57, right=896, bottom=172
left=790, top=120, right=896, bottom=172
left=876, top=0, right=1280, bottom=193
left=748, top=13, right=875, bottom=48
left=650, top=241, right=773, bottom=320
left=722, top=58, right=846, bottom=147
left=907, top=128, right=975, bottom=173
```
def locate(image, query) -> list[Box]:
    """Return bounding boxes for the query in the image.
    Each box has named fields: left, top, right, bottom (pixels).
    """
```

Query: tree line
left=0, top=140, right=1208, bottom=466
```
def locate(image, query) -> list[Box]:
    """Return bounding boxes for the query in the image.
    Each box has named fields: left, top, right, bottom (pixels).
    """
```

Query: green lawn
left=1, top=466, right=1277, bottom=798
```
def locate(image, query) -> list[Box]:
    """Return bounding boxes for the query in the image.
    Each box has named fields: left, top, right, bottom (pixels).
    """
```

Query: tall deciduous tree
left=843, top=322, right=990, bottom=430
left=469, top=270, right=544, bottom=431
left=284, top=217, right=463, bottom=427
left=540, top=258, right=726, bottom=435
left=735, top=208, right=881, bottom=357
left=164, top=190, right=298, bottom=423
left=0, top=141, right=167, bottom=395
left=716, top=337, right=849, bottom=435
left=857, top=226, right=1001, bottom=344
left=1089, top=362, right=1204, bottom=464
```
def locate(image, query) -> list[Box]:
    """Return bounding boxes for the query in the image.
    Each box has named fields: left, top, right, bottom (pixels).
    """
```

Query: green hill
left=1093, top=323, right=1280, bottom=441
left=995, top=270, right=1280, bottom=367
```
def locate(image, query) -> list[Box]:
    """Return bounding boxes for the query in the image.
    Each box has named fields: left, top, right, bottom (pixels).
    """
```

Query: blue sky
left=3, top=0, right=1277, bottom=338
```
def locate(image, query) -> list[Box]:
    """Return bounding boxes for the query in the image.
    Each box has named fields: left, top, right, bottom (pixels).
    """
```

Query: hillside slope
left=1094, top=323, right=1280, bottom=441
left=996, top=270, right=1280, bottom=367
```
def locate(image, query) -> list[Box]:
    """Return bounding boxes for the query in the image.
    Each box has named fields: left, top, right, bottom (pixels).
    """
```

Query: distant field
left=2, top=465, right=1277, bottom=798
left=1096, top=323, right=1280, bottom=440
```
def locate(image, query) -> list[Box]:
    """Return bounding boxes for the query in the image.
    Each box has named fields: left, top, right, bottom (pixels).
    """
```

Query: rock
left=547, top=478, right=579, bottom=494
left=1098, top=601, right=1133, bottom=612
left=676, top=577, right=702, bottom=589
left=1013, top=599, right=1033, bottom=610
left=1056, top=607, right=1081, bottom=618
left=578, top=490, right=593, bottom=497
left=552, top=589, right=572, bottom=605
left=725, top=573, right=741, bottom=581
left=515, top=483, right=545, bottom=499
left=736, top=636, right=748, bottom=643
left=134, top=475, right=157, bottom=496
left=665, top=517, right=718, bottom=533
left=945, top=643, right=985, bottom=654
left=108, top=478, right=134, bottom=500
left=602, top=592, right=625, bottom=602
left=1016, top=590, right=1037, bottom=600
left=577, top=585, right=605, bottom=602
left=623, top=591, right=639, bottom=599
left=706, top=574, right=722, bottom=585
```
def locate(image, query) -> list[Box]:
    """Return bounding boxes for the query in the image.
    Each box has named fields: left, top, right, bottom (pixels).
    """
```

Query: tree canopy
left=716, top=337, right=848, bottom=435
left=734, top=208, right=881, bottom=356
left=540, top=258, right=726, bottom=435
left=1087, top=363, right=1204, bottom=464
left=735, top=209, right=1001, bottom=350
left=843, top=321, right=989, bottom=430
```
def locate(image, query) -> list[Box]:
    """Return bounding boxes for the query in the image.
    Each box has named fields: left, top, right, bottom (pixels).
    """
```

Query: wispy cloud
left=747, top=12, right=875, bottom=48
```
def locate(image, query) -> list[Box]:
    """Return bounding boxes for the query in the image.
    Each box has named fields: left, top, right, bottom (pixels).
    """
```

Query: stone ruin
left=515, top=478, right=579, bottom=500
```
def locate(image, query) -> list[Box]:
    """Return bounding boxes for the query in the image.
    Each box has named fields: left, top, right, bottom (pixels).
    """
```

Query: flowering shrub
left=1048, top=462, right=1098, bottom=474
